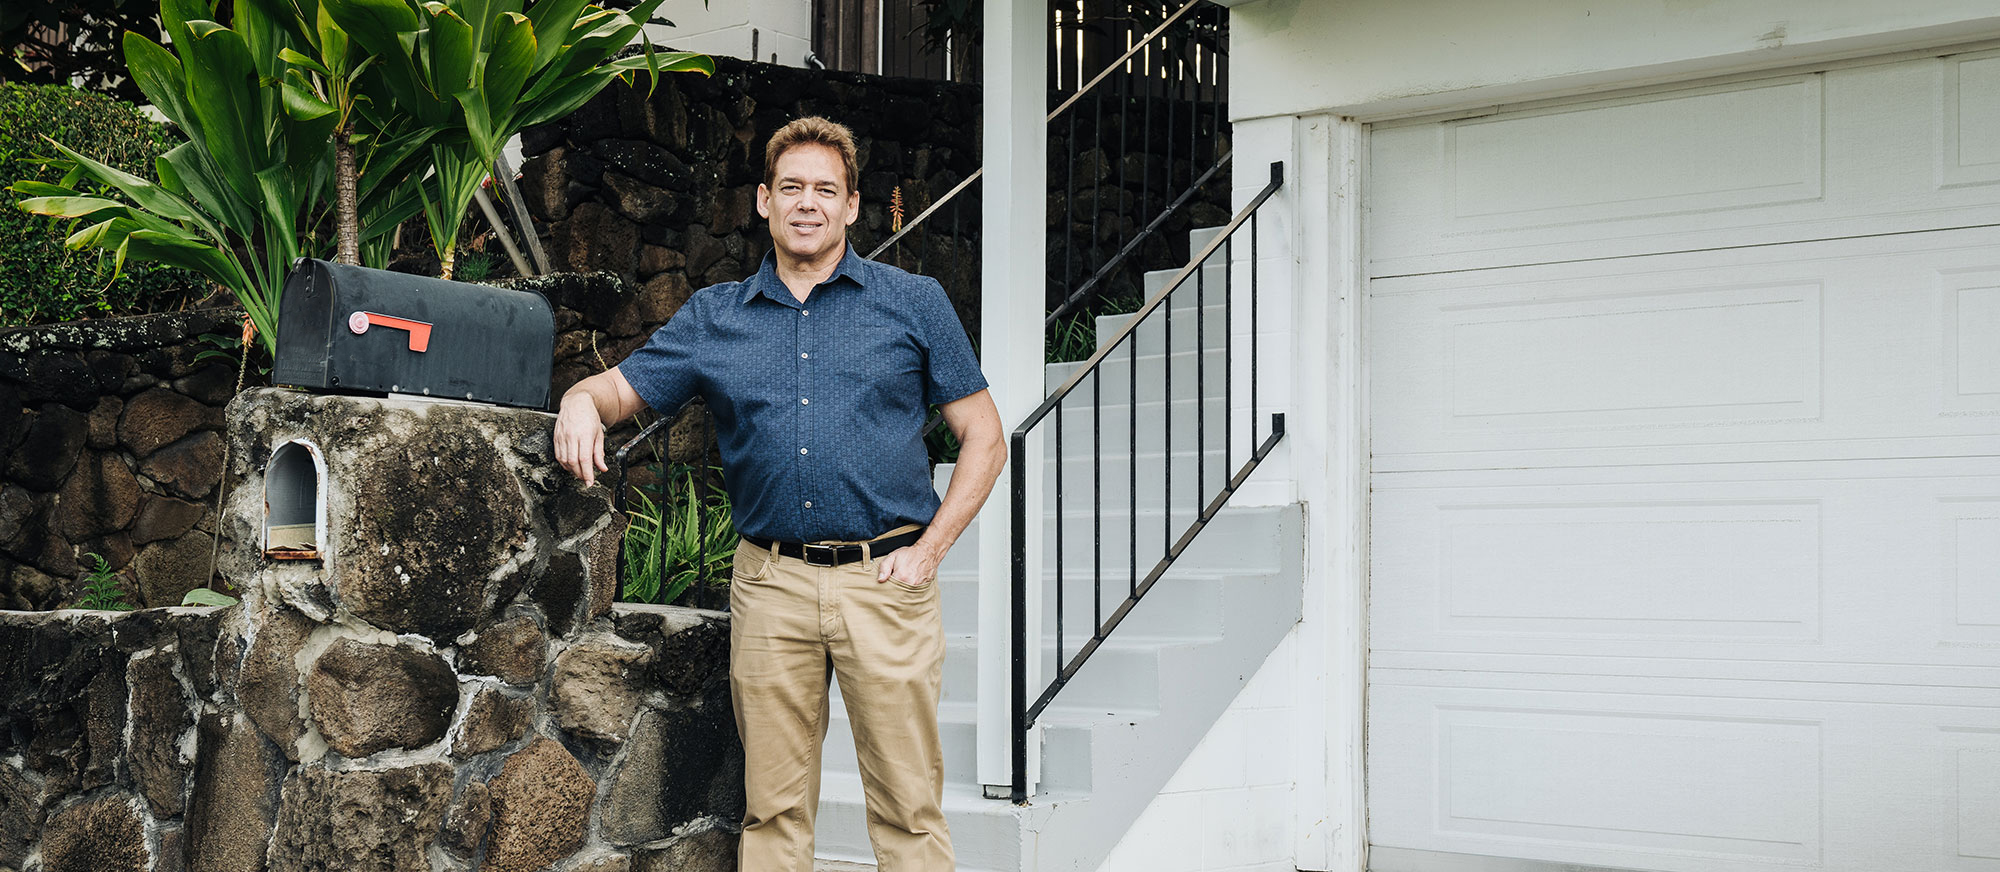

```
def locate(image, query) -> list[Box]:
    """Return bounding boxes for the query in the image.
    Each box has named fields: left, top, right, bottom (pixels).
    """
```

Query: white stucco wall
left=1099, top=632, right=1301, bottom=872
left=1229, top=0, right=2000, bottom=120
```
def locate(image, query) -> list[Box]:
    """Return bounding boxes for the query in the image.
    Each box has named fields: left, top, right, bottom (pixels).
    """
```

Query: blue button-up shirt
left=618, top=246, right=988, bottom=542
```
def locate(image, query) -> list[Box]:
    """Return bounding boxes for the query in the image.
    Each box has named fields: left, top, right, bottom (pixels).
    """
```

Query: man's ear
left=844, top=190, right=859, bottom=225
left=756, top=184, right=771, bottom=219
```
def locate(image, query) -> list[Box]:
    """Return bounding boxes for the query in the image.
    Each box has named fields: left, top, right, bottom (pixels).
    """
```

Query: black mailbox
left=272, top=259, right=555, bottom=409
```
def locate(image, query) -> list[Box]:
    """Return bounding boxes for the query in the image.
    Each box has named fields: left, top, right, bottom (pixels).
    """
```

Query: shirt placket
left=796, top=298, right=814, bottom=540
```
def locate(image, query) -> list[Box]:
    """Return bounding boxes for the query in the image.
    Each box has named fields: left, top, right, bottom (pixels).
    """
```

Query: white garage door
left=1365, top=50, right=2000, bottom=872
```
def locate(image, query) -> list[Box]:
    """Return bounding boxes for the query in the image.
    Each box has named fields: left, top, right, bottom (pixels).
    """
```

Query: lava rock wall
left=0, top=310, right=248, bottom=611
left=0, top=388, right=743, bottom=872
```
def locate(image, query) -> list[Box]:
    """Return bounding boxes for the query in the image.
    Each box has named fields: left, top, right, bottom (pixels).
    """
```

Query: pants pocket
left=731, top=539, right=774, bottom=582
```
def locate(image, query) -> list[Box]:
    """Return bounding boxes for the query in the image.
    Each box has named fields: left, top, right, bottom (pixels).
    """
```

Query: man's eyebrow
left=777, top=175, right=842, bottom=188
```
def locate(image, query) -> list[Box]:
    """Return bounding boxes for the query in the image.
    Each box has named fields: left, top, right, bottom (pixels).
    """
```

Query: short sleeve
left=616, top=293, right=707, bottom=414
left=915, top=278, right=988, bottom=406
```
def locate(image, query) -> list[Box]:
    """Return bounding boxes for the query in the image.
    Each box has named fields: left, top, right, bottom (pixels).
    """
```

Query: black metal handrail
left=1044, top=148, right=1229, bottom=328
left=866, top=0, right=1217, bottom=263
left=1008, top=160, right=1285, bottom=804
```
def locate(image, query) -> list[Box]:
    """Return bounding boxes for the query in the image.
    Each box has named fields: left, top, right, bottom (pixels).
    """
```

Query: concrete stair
left=810, top=228, right=1301, bottom=872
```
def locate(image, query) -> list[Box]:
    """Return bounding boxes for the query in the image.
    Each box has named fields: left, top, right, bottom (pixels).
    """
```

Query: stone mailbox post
left=193, top=387, right=743, bottom=872
left=0, top=385, right=743, bottom=872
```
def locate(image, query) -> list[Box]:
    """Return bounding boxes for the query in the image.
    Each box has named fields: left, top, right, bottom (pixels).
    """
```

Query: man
left=553, top=116, right=1004, bottom=872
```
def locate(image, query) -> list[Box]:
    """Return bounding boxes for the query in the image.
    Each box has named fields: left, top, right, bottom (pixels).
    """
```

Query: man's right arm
left=554, top=367, right=647, bottom=487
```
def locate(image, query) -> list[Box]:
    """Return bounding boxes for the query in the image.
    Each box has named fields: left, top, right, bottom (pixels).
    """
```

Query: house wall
left=1186, top=4, right=2000, bottom=872
left=1098, top=632, right=1300, bottom=872
left=1228, top=0, right=2000, bottom=121
left=652, top=0, right=813, bottom=68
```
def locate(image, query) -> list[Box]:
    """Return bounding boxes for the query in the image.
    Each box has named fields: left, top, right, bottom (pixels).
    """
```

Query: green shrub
left=0, top=82, right=204, bottom=325
left=621, top=463, right=736, bottom=606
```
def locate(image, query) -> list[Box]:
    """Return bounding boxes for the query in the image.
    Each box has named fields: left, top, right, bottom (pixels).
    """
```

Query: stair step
left=1142, top=261, right=1230, bottom=298
left=812, top=771, right=1077, bottom=871
left=930, top=507, right=1291, bottom=578
left=1044, top=396, right=1229, bottom=454
left=820, top=699, right=1159, bottom=795
left=932, top=568, right=1230, bottom=638
left=1093, top=300, right=1227, bottom=355
left=1045, top=349, right=1227, bottom=404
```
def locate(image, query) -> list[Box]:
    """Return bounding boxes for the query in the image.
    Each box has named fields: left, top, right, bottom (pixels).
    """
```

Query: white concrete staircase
left=812, top=230, right=1302, bottom=872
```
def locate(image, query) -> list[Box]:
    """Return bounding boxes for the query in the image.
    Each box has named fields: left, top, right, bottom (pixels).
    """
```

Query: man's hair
left=763, top=116, right=860, bottom=193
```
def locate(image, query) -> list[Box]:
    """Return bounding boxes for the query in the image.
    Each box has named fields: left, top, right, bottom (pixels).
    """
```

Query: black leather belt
left=745, top=527, right=925, bottom=567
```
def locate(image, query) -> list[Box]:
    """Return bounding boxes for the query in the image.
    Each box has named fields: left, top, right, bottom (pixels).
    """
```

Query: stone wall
left=0, top=388, right=742, bottom=872
left=0, top=310, right=253, bottom=611
left=0, top=277, right=711, bottom=608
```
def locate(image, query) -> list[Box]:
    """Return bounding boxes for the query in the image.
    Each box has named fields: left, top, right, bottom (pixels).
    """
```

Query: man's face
left=758, top=143, right=858, bottom=263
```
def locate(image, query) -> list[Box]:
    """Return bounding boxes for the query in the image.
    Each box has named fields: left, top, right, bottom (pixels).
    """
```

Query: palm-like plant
left=13, top=0, right=712, bottom=350
left=320, top=0, right=712, bottom=277
left=12, top=0, right=331, bottom=353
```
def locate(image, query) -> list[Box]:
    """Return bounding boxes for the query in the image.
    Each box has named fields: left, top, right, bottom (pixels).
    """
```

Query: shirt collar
left=742, top=245, right=869, bottom=305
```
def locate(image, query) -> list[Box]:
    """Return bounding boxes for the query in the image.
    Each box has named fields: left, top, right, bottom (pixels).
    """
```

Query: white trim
left=976, top=0, right=1048, bottom=796
left=1227, top=3, right=2000, bottom=124
left=1361, top=34, right=2000, bottom=129
left=1279, top=113, right=1370, bottom=872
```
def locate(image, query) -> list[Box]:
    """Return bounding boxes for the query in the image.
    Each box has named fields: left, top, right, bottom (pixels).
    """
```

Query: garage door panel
left=1944, top=52, right=2000, bottom=190
left=1368, top=52, right=2000, bottom=872
left=1948, top=274, right=2000, bottom=409
left=1370, top=460, right=2000, bottom=667
left=1371, top=229, right=2000, bottom=471
left=1370, top=687, right=2000, bottom=872
left=1371, top=52, right=2000, bottom=275
left=1948, top=729, right=2000, bottom=869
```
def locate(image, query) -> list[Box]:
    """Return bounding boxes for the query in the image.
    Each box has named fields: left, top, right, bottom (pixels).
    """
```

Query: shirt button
left=800, top=447, right=809, bottom=455
left=800, top=352, right=809, bottom=359
left=802, top=310, right=809, bottom=316
left=804, top=501, right=813, bottom=508
left=801, top=398, right=809, bottom=405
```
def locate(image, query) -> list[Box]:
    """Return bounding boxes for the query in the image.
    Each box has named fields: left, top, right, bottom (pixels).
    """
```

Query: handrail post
left=1009, top=431, right=1029, bottom=804
left=979, top=0, right=1046, bottom=800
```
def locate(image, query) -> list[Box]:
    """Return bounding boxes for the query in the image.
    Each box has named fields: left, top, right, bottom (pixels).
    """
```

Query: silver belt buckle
left=803, top=543, right=841, bottom=567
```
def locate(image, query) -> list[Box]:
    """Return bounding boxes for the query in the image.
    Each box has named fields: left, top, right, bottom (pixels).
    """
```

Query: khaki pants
left=729, top=524, right=954, bottom=871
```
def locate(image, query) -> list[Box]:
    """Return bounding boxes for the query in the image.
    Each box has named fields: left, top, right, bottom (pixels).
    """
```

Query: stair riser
left=936, top=640, right=1162, bottom=710
left=812, top=788, right=1026, bottom=868
left=933, top=507, right=1287, bottom=576
left=819, top=714, right=1101, bottom=795
left=935, top=569, right=1227, bottom=638
left=1094, top=303, right=1227, bottom=355
left=1042, top=448, right=1231, bottom=509
left=1141, top=262, right=1230, bottom=300
left=1043, top=398, right=1228, bottom=458
left=1045, top=350, right=1228, bottom=404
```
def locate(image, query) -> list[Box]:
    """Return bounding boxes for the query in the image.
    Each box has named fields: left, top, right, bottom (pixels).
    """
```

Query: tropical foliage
left=0, top=82, right=203, bottom=324
left=11, top=0, right=711, bottom=349
left=316, top=0, right=710, bottom=277
left=621, top=463, right=735, bottom=606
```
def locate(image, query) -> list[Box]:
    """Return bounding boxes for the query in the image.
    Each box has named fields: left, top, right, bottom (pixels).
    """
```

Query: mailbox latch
left=347, top=311, right=434, bottom=352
